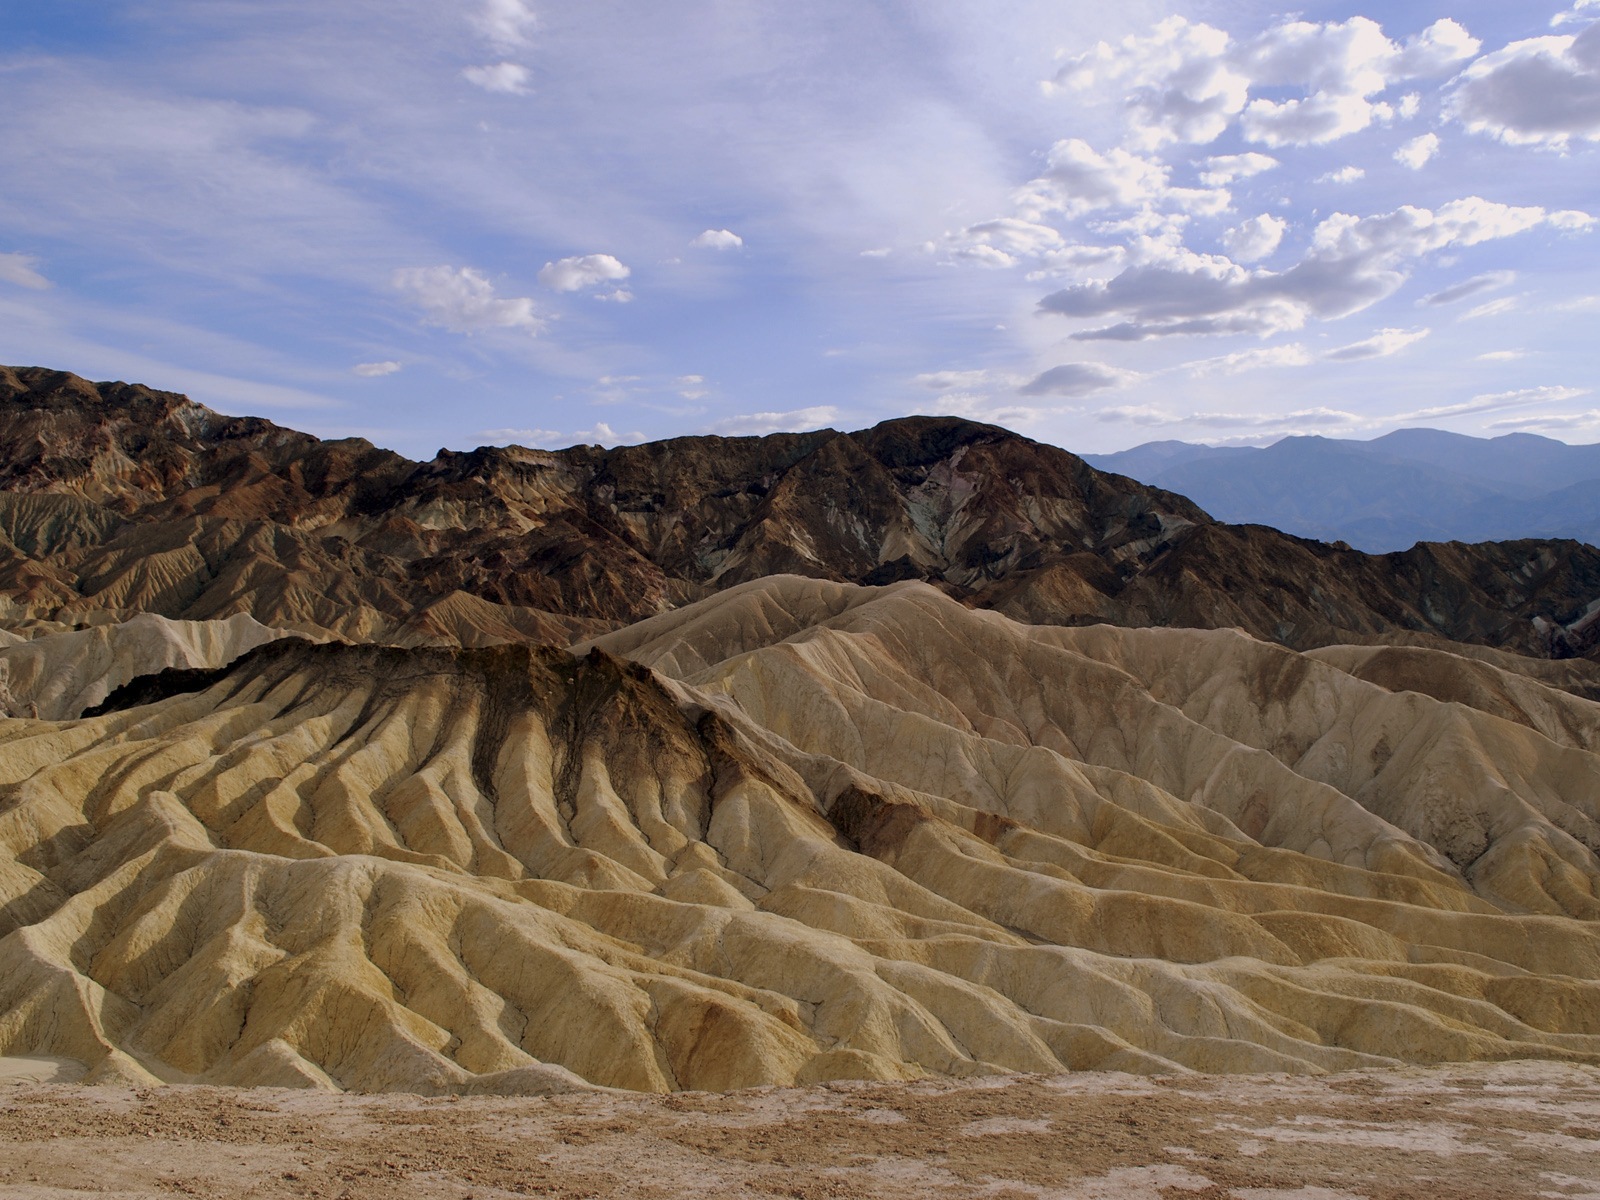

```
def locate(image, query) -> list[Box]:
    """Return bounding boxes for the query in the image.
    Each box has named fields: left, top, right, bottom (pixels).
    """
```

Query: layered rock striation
left=3, top=365, right=1599, bottom=662
left=1, top=579, right=1598, bottom=1092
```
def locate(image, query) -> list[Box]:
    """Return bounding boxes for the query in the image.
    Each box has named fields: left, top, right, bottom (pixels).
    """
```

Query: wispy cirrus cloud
left=0, top=253, right=50, bottom=290
left=1324, top=326, right=1430, bottom=361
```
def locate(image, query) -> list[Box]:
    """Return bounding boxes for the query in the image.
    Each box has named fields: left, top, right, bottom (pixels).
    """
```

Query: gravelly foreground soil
left=2, top=1060, right=1599, bottom=1198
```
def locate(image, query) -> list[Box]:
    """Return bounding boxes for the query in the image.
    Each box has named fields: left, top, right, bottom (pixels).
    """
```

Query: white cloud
left=393, top=265, right=545, bottom=334
left=1039, top=197, right=1585, bottom=342
left=1015, top=139, right=1176, bottom=219
left=1552, top=0, right=1600, bottom=28
left=1447, top=23, right=1600, bottom=146
left=1487, top=410, right=1600, bottom=431
left=353, top=360, right=401, bottom=377
left=1018, top=362, right=1142, bottom=397
left=537, top=253, right=630, bottom=292
left=472, top=0, right=536, bottom=49
left=594, top=288, right=633, bottom=303
left=705, top=406, right=838, bottom=436
left=692, top=229, right=743, bottom=250
left=1094, top=404, right=1358, bottom=428
left=915, top=368, right=1022, bottom=391
left=1394, top=384, right=1589, bottom=422
left=1399, top=92, right=1422, bottom=118
left=462, top=62, right=531, bottom=95
left=1184, top=344, right=1313, bottom=376
left=1419, top=270, right=1516, bottom=306
left=1317, top=166, right=1366, bottom=184
left=1052, top=18, right=1249, bottom=149
left=948, top=218, right=1066, bottom=268
left=1476, top=350, right=1527, bottom=361
left=1223, top=214, right=1287, bottom=263
left=1395, top=132, right=1440, bottom=168
left=1239, top=18, right=1478, bottom=147
left=1324, top=326, right=1430, bottom=361
left=920, top=394, right=1054, bottom=426
left=477, top=426, right=560, bottom=445
left=1461, top=295, right=1523, bottom=320
left=1059, top=15, right=1478, bottom=151
left=0, top=252, right=50, bottom=290
left=1197, top=153, right=1278, bottom=187
left=571, top=421, right=621, bottom=445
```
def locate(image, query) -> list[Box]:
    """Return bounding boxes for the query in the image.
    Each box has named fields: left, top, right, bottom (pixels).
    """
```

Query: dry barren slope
left=5, top=364, right=1600, bottom=662
left=1, top=577, right=1599, bottom=1095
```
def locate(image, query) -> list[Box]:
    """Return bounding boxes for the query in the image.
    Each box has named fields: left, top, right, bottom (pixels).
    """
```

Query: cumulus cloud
left=1197, top=153, right=1279, bottom=187
left=1053, top=18, right=1249, bottom=149
left=1015, top=139, right=1177, bottom=218
left=353, top=361, right=401, bottom=377
left=393, top=266, right=545, bottom=334
left=477, top=426, right=561, bottom=445
left=947, top=218, right=1066, bottom=268
left=1318, top=166, right=1366, bottom=184
left=1395, top=132, right=1441, bottom=168
left=692, top=229, right=743, bottom=250
left=1447, top=22, right=1600, bottom=146
left=1223, top=214, right=1287, bottom=262
left=1552, top=0, right=1600, bottom=28
left=1324, top=326, right=1431, bottom=360
left=570, top=422, right=624, bottom=445
left=462, top=62, right=531, bottom=94
left=0, top=252, right=50, bottom=290
left=538, top=253, right=630, bottom=292
left=1239, top=18, right=1478, bottom=147
left=1058, top=15, right=1479, bottom=151
left=472, top=0, right=536, bottom=48
left=1018, top=362, right=1141, bottom=397
left=1039, top=198, right=1590, bottom=341
left=705, top=406, right=839, bottom=436
left=1419, top=270, right=1516, bottom=306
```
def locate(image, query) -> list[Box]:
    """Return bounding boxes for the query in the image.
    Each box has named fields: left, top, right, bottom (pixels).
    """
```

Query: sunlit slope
left=0, top=612, right=289, bottom=720
left=2, top=578, right=1599, bottom=1093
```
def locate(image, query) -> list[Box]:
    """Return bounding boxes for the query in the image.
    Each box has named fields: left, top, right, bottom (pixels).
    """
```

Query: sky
left=0, top=1, right=1597, bottom=460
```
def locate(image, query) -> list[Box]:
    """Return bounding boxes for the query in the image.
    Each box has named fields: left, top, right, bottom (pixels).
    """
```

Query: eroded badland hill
left=2, top=365, right=1600, bottom=1119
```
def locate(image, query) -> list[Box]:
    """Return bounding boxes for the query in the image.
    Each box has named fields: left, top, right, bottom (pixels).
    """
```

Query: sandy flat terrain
left=3, top=1061, right=1599, bottom=1199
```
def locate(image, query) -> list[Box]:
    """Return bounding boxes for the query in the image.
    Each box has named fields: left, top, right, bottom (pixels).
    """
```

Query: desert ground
left=3, top=1059, right=1600, bottom=1198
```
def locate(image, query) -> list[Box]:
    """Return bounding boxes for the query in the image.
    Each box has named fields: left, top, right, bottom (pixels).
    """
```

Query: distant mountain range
left=1085, top=429, right=1600, bottom=553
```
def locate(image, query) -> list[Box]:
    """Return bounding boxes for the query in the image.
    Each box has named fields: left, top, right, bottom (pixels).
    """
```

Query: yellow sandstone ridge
left=0, top=577, right=1598, bottom=1093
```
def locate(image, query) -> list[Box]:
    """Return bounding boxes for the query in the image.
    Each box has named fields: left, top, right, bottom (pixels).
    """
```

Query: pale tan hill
left=0, top=611, right=291, bottom=720
left=2, top=579, right=1600, bottom=1094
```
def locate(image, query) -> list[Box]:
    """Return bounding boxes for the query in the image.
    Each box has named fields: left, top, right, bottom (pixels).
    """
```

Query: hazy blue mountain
left=1084, top=429, right=1600, bottom=552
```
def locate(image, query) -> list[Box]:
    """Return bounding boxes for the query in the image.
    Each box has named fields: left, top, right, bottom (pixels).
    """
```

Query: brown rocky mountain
left=5, top=365, right=1600, bottom=1096
left=3, top=364, right=1599, bottom=669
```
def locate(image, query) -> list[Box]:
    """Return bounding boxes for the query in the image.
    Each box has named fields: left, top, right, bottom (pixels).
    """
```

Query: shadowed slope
left=2, top=580, right=1600, bottom=1093
left=4, top=365, right=1600, bottom=663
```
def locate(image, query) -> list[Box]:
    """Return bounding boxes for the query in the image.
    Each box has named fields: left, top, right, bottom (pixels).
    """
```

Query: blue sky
left=0, top=1, right=1596, bottom=458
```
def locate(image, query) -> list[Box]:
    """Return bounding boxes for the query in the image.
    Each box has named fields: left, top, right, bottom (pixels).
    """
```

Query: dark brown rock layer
left=3, top=364, right=1598, bottom=669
